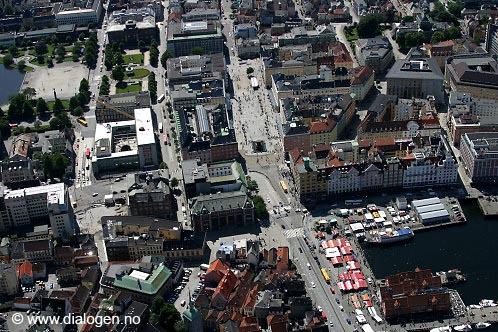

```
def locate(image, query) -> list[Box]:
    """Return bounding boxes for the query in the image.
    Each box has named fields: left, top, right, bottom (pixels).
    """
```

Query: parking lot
left=171, top=267, right=203, bottom=310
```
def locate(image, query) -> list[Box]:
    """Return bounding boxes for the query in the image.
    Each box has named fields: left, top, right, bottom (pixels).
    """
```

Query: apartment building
left=166, top=20, right=223, bottom=57
left=55, top=0, right=103, bottom=26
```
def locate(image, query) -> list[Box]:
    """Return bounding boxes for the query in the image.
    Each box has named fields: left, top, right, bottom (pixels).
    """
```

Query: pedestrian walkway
left=284, top=227, right=304, bottom=238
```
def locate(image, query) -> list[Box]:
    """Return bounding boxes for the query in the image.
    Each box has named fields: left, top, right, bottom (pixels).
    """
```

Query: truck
left=159, top=122, right=163, bottom=133
left=200, top=264, right=209, bottom=271
left=250, top=76, right=259, bottom=90
left=157, top=94, right=165, bottom=103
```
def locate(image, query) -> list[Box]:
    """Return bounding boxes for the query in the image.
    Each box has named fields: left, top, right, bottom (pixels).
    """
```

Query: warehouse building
left=412, top=197, right=450, bottom=225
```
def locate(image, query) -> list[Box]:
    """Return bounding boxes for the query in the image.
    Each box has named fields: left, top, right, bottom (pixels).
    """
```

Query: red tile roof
left=333, top=42, right=353, bottom=65
left=18, top=262, right=33, bottom=278
left=350, top=66, right=374, bottom=85
left=276, top=247, right=289, bottom=272
left=309, top=118, right=336, bottom=134
left=213, top=270, right=238, bottom=301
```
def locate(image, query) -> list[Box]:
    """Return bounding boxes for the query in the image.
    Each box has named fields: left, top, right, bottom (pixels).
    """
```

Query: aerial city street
left=1, top=0, right=498, bottom=330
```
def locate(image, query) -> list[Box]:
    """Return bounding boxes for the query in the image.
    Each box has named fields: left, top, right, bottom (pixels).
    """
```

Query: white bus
left=250, top=77, right=259, bottom=90
left=157, top=94, right=165, bottom=103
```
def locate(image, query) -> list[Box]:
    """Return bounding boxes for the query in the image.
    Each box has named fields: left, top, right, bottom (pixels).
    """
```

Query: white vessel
left=453, top=324, right=472, bottom=332
left=475, top=322, right=491, bottom=330
left=469, top=304, right=482, bottom=309
left=430, top=326, right=452, bottom=332
left=479, top=299, right=497, bottom=307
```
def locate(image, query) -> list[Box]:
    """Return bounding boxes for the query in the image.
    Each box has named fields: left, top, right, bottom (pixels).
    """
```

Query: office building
left=128, top=170, right=176, bottom=219
left=189, top=191, right=255, bottom=232
left=355, top=37, right=394, bottom=75
left=460, top=132, right=498, bottom=183
left=92, top=108, right=158, bottom=176
left=445, top=53, right=498, bottom=100
left=166, top=53, right=226, bottom=86
left=485, top=23, right=498, bottom=56
left=54, top=0, right=103, bottom=26
left=106, top=8, right=159, bottom=47
left=167, top=20, right=223, bottom=57
left=386, top=58, right=444, bottom=104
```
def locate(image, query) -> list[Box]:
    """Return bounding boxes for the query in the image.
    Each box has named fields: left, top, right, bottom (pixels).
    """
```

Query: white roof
left=412, top=197, right=441, bottom=208
left=134, top=108, right=155, bottom=145
left=325, top=247, right=341, bottom=258
left=415, top=203, right=445, bottom=214
left=419, top=209, right=449, bottom=220
left=129, top=270, right=150, bottom=280
left=5, top=183, right=65, bottom=205
left=350, top=222, right=364, bottom=232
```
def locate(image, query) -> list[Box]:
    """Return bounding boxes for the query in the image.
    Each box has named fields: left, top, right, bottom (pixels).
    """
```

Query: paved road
left=334, top=23, right=359, bottom=67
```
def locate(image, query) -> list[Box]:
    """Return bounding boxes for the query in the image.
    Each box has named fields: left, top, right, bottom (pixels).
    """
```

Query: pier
left=478, top=197, right=498, bottom=218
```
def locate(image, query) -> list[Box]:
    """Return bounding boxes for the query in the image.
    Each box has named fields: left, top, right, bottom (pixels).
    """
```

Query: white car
left=311, top=281, right=316, bottom=288
left=317, top=306, right=323, bottom=312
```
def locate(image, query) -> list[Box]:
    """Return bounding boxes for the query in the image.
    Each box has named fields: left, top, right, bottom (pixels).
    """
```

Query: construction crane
left=96, top=99, right=136, bottom=120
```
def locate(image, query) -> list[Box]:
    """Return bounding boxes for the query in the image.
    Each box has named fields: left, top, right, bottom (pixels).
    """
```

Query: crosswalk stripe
left=284, top=228, right=304, bottom=238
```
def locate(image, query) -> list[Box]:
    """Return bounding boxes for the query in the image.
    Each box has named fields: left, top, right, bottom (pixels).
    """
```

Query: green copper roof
left=113, top=265, right=172, bottom=295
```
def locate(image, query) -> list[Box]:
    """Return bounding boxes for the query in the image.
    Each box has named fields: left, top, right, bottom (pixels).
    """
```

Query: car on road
left=311, top=281, right=316, bottom=288
left=180, top=300, right=186, bottom=307
left=346, top=318, right=352, bottom=325
left=335, top=298, right=340, bottom=304
left=307, top=263, right=311, bottom=269
left=317, top=306, right=322, bottom=312
left=339, top=305, right=344, bottom=311
left=92, top=193, right=99, bottom=197
left=298, top=247, right=303, bottom=253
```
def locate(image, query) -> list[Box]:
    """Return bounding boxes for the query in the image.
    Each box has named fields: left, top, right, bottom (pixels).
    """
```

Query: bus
left=85, top=148, right=91, bottom=159
left=250, top=77, right=259, bottom=90
left=157, top=94, right=165, bottom=103
left=320, top=268, right=330, bottom=284
left=280, top=180, right=289, bottom=193
left=77, top=118, right=88, bottom=126
left=159, top=122, right=163, bottom=133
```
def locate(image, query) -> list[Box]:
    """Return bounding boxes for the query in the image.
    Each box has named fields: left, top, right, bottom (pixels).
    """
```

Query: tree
left=69, top=96, right=80, bottom=110
left=112, top=66, right=125, bottom=82
left=8, top=45, right=18, bottom=57
left=77, top=93, right=88, bottom=107
left=114, top=51, right=124, bottom=66
left=3, top=53, right=14, bottom=67
left=138, top=40, right=146, bottom=52
left=148, top=72, right=157, bottom=102
left=34, top=41, right=48, bottom=56
left=55, top=44, right=65, bottom=62
left=170, top=177, right=179, bottom=187
left=447, top=0, right=463, bottom=18
left=149, top=42, right=159, bottom=68
left=192, top=47, right=204, bottom=55
left=42, top=152, right=69, bottom=179
left=174, top=321, right=187, bottom=332
left=246, top=67, right=254, bottom=75
left=100, top=75, right=110, bottom=95
left=71, top=106, right=84, bottom=116
left=17, top=60, right=26, bottom=72
left=47, top=58, right=54, bottom=68
left=401, top=16, right=414, bottom=23
left=404, top=32, right=425, bottom=48
left=8, top=93, right=27, bottom=120
left=53, top=98, right=65, bottom=114
left=158, top=304, right=181, bottom=329
left=36, top=98, right=49, bottom=117
left=357, top=14, right=384, bottom=38
left=161, top=50, right=172, bottom=69
left=252, top=195, right=269, bottom=220
left=159, top=161, right=168, bottom=169
left=151, top=296, right=165, bottom=314
left=22, top=101, right=34, bottom=118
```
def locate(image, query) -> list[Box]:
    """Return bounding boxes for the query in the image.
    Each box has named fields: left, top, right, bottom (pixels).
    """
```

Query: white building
left=0, top=262, right=18, bottom=296
left=328, top=166, right=361, bottom=194
left=92, top=108, right=158, bottom=175
left=3, top=183, right=75, bottom=239
left=55, top=0, right=103, bottom=26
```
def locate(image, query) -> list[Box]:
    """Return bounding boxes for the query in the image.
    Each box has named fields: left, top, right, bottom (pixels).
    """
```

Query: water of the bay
left=364, top=200, right=498, bottom=306
left=0, top=65, right=24, bottom=105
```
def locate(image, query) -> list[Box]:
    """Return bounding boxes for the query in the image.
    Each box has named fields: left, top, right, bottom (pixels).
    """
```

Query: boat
left=436, top=269, right=466, bottom=285
left=475, top=322, right=491, bottom=330
left=469, top=304, right=482, bottom=309
left=364, top=227, right=414, bottom=245
left=479, top=299, right=498, bottom=307
left=453, top=324, right=472, bottom=332
left=430, top=326, right=452, bottom=332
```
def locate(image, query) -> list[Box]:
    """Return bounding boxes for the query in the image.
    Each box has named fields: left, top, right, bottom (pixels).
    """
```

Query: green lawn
left=126, top=67, right=150, bottom=79
left=47, top=99, right=70, bottom=111
left=116, top=82, right=142, bottom=94
left=123, top=53, right=144, bottom=65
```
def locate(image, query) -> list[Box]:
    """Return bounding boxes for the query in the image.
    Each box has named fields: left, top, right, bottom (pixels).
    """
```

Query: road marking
left=284, top=227, right=304, bottom=239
